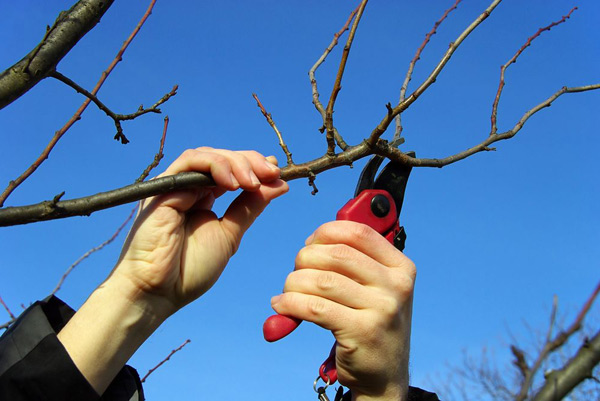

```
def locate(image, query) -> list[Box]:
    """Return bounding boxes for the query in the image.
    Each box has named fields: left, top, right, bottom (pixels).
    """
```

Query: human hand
left=114, top=147, right=289, bottom=318
left=270, top=221, right=415, bottom=401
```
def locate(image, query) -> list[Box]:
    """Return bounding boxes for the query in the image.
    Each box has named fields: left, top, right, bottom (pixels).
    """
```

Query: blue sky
left=1, top=1, right=598, bottom=399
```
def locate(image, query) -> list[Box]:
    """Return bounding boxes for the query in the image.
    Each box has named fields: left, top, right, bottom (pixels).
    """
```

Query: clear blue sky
left=1, top=1, right=598, bottom=399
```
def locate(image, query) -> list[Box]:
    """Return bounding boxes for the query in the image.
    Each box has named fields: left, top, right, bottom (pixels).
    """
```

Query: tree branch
left=309, top=3, right=361, bottom=151
left=51, top=207, right=136, bottom=295
left=368, top=0, right=503, bottom=147
left=0, top=0, right=158, bottom=208
left=490, top=7, right=577, bottom=135
left=398, top=84, right=600, bottom=168
left=252, top=93, right=294, bottom=165
left=141, top=339, right=191, bottom=383
left=137, top=116, right=170, bottom=182
left=395, top=0, right=462, bottom=142
left=49, top=70, right=177, bottom=144
left=532, top=329, right=600, bottom=401
left=0, top=0, right=115, bottom=110
left=324, top=0, right=368, bottom=155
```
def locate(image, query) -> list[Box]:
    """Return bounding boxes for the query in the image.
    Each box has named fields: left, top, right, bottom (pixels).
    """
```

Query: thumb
left=219, top=179, right=288, bottom=251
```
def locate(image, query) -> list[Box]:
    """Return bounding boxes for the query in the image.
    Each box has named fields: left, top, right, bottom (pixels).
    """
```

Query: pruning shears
left=263, top=152, right=414, bottom=387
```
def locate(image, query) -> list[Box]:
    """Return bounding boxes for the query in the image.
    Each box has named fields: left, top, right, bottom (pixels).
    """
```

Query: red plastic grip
left=262, top=315, right=302, bottom=342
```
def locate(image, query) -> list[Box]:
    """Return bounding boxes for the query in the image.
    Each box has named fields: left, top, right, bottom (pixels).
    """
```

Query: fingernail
left=271, top=294, right=282, bottom=306
left=265, top=160, right=280, bottom=172
left=230, top=173, right=240, bottom=188
left=250, top=172, right=261, bottom=186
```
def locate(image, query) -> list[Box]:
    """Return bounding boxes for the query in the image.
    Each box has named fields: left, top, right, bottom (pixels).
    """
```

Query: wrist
left=107, top=262, right=179, bottom=323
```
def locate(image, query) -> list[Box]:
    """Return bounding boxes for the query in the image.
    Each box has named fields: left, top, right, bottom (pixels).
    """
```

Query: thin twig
left=395, top=0, right=462, bottom=142
left=137, top=116, right=170, bottom=182
left=0, top=296, right=15, bottom=321
left=141, top=339, right=191, bottom=383
left=51, top=207, right=136, bottom=295
left=547, top=295, right=559, bottom=344
left=324, top=0, right=368, bottom=155
left=50, top=70, right=177, bottom=144
left=490, top=7, right=577, bottom=135
left=0, top=296, right=16, bottom=330
left=0, top=0, right=158, bottom=208
left=252, top=93, right=294, bottom=165
left=309, top=2, right=361, bottom=151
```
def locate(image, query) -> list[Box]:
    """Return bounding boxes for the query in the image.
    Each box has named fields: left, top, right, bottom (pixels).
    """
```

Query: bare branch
left=309, top=3, right=361, bottom=151
left=141, top=339, right=191, bottom=383
left=532, top=329, right=600, bottom=401
left=0, top=0, right=115, bottom=109
left=0, top=296, right=15, bottom=321
left=137, top=116, right=170, bottom=183
left=0, top=0, right=158, bottom=208
left=490, top=7, right=577, bottom=135
left=324, top=0, right=368, bottom=155
left=252, top=93, right=294, bottom=165
left=50, top=70, right=177, bottom=144
left=395, top=0, right=462, bottom=142
left=51, top=207, right=136, bottom=295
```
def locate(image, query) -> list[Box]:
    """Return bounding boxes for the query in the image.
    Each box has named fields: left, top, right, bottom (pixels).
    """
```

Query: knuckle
left=379, top=294, right=401, bottom=318
left=328, top=243, right=353, bottom=262
left=244, top=150, right=262, bottom=159
left=403, top=259, right=417, bottom=280
left=315, top=271, right=338, bottom=292
left=283, top=270, right=300, bottom=291
left=352, top=222, right=375, bottom=241
left=306, top=297, right=327, bottom=318
left=180, top=148, right=198, bottom=159
left=195, top=146, right=213, bottom=152
left=388, top=270, right=415, bottom=298
left=294, top=246, right=312, bottom=268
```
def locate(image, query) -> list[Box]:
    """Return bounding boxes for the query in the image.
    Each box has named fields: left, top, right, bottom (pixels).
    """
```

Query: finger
left=266, top=155, right=279, bottom=166
left=283, top=269, right=373, bottom=310
left=306, top=221, right=414, bottom=274
left=198, top=148, right=280, bottom=190
left=221, top=149, right=281, bottom=182
left=270, top=291, right=357, bottom=333
left=218, top=179, right=289, bottom=254
left=161, top=148, right=239, bottom=190
left=295, top=243, right=390, bottom=287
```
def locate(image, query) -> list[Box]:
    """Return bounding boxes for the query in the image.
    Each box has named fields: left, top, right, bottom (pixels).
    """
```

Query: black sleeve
left=0, top=296, right=144, bottom=401
left=340, top=386, right=441, bottom=401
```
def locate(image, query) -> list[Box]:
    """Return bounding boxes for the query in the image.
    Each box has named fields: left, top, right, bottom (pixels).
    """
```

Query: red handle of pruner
left=262, top=189, right=398, bottom=342
left=262, top=314, right=302, bottom=342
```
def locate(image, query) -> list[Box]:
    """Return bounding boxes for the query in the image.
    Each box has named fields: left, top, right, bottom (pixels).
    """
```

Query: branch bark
left=531, top=330, right=600, bottom=401
left=0, top=0, right=114, bottom=109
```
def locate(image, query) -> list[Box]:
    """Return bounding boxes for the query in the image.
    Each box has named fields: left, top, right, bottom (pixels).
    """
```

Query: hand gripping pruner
left=263, top=152, right=414, bottom=386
